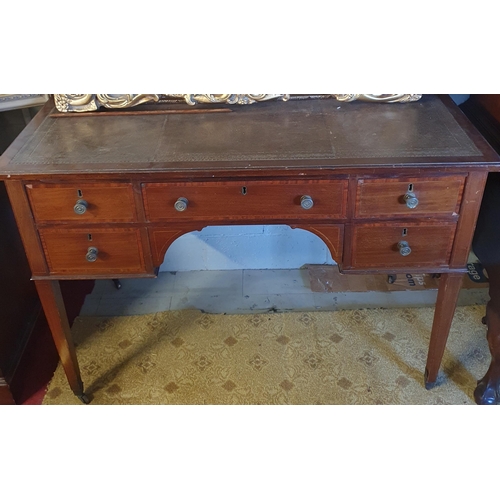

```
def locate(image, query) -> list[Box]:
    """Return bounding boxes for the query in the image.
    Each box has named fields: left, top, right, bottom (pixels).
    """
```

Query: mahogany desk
left=1, top=95, right=498, bottom=404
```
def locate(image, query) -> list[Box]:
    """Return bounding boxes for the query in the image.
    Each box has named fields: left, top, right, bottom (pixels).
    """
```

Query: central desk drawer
left=142, top=180, right=348, bottom=221
left=26, top=183, right=137, bottom=223
left=39, top=228, right=146, bottom=275
left=350, top=222, right=456, bottom=269
left=355, top=176, right=465, bottom=218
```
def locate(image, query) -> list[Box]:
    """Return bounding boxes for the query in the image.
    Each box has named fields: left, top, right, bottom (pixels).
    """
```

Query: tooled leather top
left=5, top=95, right=493, bottom=174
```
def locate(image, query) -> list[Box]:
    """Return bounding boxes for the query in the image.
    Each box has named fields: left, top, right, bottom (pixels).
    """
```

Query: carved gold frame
left=53, top=94, right=422, bottom=113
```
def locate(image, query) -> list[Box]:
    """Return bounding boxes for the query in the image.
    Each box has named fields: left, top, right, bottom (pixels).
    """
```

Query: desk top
left=1, top=95, right=499, bottom=177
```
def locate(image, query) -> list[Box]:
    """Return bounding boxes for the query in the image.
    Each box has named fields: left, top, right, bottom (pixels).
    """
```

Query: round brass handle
left=398, top=241, right=412, bottom=257
left=300, top=195, right=314, bottom=210
left=86, top=246, right=99, bottom=262
left=404, top=193, right=419, bottom=209
left=174, top=197, right=189, bottom=212
left=74, top=199, right=89, bottom=215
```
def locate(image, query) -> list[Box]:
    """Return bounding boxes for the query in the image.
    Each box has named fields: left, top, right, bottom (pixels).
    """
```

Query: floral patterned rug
left=43, top=305, right=489, bottom=405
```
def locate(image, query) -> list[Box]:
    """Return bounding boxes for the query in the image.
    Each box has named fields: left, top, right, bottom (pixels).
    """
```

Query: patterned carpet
left=43, top=305, right=490, bottom=405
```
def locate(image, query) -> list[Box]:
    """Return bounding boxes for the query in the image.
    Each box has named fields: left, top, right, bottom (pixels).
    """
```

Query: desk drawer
left=26, top=183, right=137, bottom=222
left=350, top=222, right=456, bottom=269
left=39, top=228, right=146, bottom=275
left=355, top=176, right=465, bottom=218
left=142, top=180, right=348, bottom=221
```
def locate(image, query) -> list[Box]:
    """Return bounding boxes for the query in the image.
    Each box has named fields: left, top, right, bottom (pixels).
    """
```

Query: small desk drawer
left=26, top=183, right=137, bottom=222
left=355, top=176, right=465, bottom=218
left=350, top=222, right=456, bottom=269
left=39, top=228, right=146, bottom=275
left=142, top=180, right=348, bottom=221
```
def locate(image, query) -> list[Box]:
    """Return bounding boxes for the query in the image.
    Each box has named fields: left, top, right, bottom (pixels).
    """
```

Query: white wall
left=160, top=225, right=336, bottom=272
left=159, top=94, right=471, bottom=272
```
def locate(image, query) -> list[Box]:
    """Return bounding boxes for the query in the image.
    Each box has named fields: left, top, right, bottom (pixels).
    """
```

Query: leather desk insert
left=1, top=95, right=499, bottom=404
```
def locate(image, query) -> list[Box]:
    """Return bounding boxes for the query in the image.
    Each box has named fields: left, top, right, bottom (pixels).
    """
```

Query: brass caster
left=78, top=393, right=91, bottom=404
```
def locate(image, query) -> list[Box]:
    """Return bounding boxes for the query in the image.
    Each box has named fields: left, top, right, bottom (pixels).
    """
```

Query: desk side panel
left=4, top=180, right=48, bottom=276
left=450, top=170, right=489, bottom=267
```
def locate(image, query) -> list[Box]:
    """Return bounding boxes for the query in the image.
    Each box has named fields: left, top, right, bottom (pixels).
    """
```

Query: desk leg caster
left=112, top=279, right=122, bottom=290
left=77, top=393, right=91, bottom=404
left=424, top=369, right=438, bottom=390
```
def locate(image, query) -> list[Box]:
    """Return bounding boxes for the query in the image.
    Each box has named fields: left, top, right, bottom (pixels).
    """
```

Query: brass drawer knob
left=74, top=199, right=89, bottom=215
left=404, top=192, right=419, bottom=209
left=398, top=241, right=412, bottom=257
left=86, top=246, right=99, bottom=262
left=174, top=197, right=189, bottom=212
left=300, top=195, right=314, bottom=210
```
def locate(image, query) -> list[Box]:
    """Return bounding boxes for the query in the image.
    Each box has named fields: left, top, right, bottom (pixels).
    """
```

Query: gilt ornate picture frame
left=53, top=94, right=422, bottom=113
